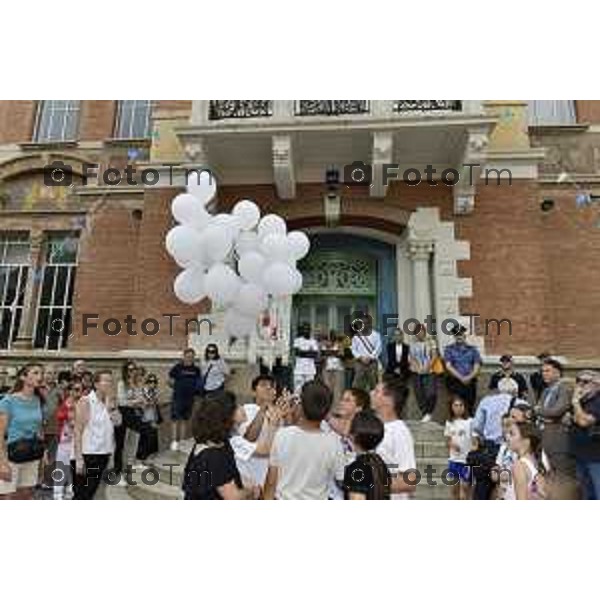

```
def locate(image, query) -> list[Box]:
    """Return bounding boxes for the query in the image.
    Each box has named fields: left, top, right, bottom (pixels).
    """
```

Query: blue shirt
left=444, top=342, right=481, bottom=377
left=0, top=394, right=43, bottom=444
left=472, top=392, right=512, bottom=444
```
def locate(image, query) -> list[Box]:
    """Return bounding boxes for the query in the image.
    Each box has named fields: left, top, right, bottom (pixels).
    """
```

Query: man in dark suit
left=385, top=328, right=410, bottom=383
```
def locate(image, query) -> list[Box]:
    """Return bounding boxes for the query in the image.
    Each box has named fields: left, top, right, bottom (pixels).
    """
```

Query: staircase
left=101, top=422, right=450, bottom=500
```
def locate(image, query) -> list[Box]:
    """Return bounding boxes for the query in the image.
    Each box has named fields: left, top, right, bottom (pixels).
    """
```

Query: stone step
left=414, top=440, right=448, bottom=458
left=99, top=482, right=134, bottom=500
left=414, top=484, right=453, bottom=500
left=126, top=474, right=183, bottom=501
left=144, top=451, right=187, bottom=487
left=406, top=421, right=446, bottom=443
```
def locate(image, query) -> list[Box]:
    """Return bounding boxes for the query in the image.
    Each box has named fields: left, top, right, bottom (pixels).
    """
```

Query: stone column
left=13, top=229, right=45, bottom=350
left=190, top=100, right=209, bottom=125
left=273, top=100, right=294, bottom=121
left=408, top=240, right=433, bottom=324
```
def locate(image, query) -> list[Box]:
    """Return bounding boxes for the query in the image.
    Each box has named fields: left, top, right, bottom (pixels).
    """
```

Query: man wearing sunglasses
left=570, top=371, right=600, bottom=499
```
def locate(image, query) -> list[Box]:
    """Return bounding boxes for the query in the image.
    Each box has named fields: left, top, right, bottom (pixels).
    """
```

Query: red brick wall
left=0, top=101, right=37, bottom=143
left=456, top=182, right=556, bottom=356
left=538, top=189, right=600, bottom=359
left=576, top=101, right=600, bottom=124
left=79, top=101, right=117, bottom=141
left=71, top=200, right=143, bottom=351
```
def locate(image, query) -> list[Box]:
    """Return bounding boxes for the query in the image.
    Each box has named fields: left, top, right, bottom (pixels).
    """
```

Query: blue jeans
left=576, top=458, right=600, bottom=500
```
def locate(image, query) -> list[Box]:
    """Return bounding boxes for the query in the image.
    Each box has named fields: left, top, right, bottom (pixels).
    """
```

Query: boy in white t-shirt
left=263, top=382, right=343, bottom=500
left=371, top=378, right=417, bottom=499
left=233, top=374, right=278, bottom=488
left=292, top=324, right=320, bottom=394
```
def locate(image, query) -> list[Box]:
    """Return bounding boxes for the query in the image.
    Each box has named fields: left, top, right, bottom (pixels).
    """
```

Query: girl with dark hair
left=183, top=392, right=256, bottom=500
left=444, top=397, right=472, bottom=500
left=0, top=364, right=45, bottom=499
left=202, top=344, right=230, bottom=397
left=343, top=410, right=391, bottom=500
left=509, top=421, right=549, bottom=500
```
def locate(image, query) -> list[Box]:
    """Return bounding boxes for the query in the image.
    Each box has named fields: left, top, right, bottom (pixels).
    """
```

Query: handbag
left=431, top=355, right=445, bottom=375
left=7, top=436, right=46, bottom=464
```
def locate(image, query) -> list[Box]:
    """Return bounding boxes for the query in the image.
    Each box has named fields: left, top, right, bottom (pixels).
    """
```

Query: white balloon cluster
left=165, top=172, right=310, bottom=338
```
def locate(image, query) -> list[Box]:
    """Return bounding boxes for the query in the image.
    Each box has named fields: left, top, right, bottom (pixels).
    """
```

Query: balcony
left=199, top=100, right=467, bottom=124
left=177, top=100, right=494, bottom=210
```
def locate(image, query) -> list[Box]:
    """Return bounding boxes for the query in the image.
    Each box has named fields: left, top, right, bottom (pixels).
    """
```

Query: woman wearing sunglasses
left=570, top=370, right=600, bottom=499
left=202, top=344, right=230, bottom=398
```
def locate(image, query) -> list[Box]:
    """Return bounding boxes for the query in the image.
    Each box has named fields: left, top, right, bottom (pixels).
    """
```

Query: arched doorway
left=292, top=233, right=397, bottom=339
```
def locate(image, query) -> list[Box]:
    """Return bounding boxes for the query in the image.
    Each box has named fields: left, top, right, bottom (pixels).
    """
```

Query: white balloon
left=260, top=233, right=291, bottom=263
left=173, top=267, right=207, bottom=304
left=290, top=269, right=303, bottom=294
left=186, top=169, right=217, bottom=205
left=202, top=224, right=234, bottom=263
left=165, top=225, right=203, bottom=265
left=263, top=262, right=296, bottom=297
left=258, top=214, right=287, bottom=239
left=233, top=282, right=268, bottom=316
left=287, top=230, right=310, bottom=260
left=224, top=310, right=257, bottom=337
left=238, top=251, right=267, bottom=285
left=235, top=230, right=259, bottom=256
left=205, top=263, right=241, bottom=306
left=212, top=213, right=242, bottom=238
left=171, top=193, right=211, bottom=232
left=232, top=200, right=261, bottom=231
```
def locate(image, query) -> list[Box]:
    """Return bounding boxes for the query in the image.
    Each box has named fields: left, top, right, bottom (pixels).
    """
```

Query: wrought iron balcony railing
left=295, top=100, right=370, bottom=116
left=209, top=100, right=273, bottom=120
left=205, top=100, right=464, bottom=122
left=394, top=100, right=462, bottom=112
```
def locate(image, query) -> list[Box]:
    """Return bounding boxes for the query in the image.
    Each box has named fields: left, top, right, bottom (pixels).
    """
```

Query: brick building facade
left=1, top=100, right=599, bottom=388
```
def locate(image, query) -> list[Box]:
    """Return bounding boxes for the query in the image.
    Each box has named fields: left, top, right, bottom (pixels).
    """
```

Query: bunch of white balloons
left=165, top=172, right=310, bottom=338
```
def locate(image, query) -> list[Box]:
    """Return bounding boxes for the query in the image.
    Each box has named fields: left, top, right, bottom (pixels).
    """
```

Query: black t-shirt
left=343, top=453, right=391, bottom=500
left=169, top=362, right=202, bottom=403
left=183, top=441, right=242, bottom=500
left=571, top=391, right=600, bottom=462
left=489, top=370, right=529, bottom=397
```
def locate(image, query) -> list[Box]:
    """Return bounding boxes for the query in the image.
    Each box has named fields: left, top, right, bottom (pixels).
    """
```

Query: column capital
left=407, top=239, right=434, bottom=260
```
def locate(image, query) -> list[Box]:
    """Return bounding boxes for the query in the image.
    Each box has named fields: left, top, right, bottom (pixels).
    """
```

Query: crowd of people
left=1, top=321, right=600, bottom=500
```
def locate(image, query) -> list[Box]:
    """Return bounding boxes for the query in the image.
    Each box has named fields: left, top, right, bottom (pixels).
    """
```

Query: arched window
left=0, top=231, right=30, bottom=349
left=34, top=101, right=80, bottom=142
left=528, top=100, right=576, bottom=126
left=114, top=100, right=153, bottom=139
